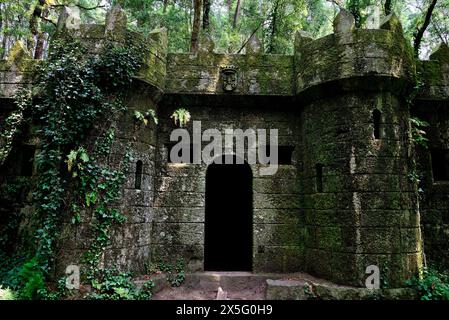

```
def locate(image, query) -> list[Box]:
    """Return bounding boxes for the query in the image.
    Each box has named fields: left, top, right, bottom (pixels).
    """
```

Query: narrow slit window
left=373, top=109, right=381, bottom=139
left=277, top=146, right=295, bottom=165
left=431, top=150, right=449, bottom=182
left=20, top=145, right=35, bottom=176
left=315, top=163, right=324, bottom=193
left=135, top=160, right=143, bottom=189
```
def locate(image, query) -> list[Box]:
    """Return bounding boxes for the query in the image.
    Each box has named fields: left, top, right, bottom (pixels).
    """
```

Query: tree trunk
left=233, top=0, right=242, bottom=28
left=190, top=0, right=202, bottom=52
left=267, top=0, right=279, bottom=53
left=384, top=0, right=392, bottom=15
left=414, top=0, right=438, bottom=57
left=0, top=3, right=3, bottom=58
left=226, top=0, right=232, bottom=20
left=1, top=9, right=9, bottom=59
left=34, top=33, right=47, bottom=59
left=163, top=0, right=168, bottom=14
left=202, top=0, right=210, bottom=30
left=34, top=3, right=50, bottom=59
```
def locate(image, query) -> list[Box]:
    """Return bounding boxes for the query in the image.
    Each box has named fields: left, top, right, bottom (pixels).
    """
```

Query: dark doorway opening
left=20, top=145, right=35, bottom=176
left=204, top=155, right=253, bottom=271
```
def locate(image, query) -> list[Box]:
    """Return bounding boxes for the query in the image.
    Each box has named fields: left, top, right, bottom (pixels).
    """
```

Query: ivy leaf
left=66, top=150, right=78, bottom=172
left=86, top=192, right=97, bottom=207
left=79, top=151, right=90, bottom=163
left=71, top=213, right=81, bottom=224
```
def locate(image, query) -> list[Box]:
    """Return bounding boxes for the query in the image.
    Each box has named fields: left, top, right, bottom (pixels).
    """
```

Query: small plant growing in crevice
left=410, top=117, right=430, bottom=149
left=406, top=267, right=449, bottom=300
left=0, top=88, right=32, bottom=166
left=0, top=286, right=16, bottom=300
left=145, top=259, right=185, bottom=287
left=171, top=108, right=191, bottom=127
left=86, top=269, right=154, bottom=300
left=133, top=109, right=158, bottom=126
left=303, top=284, right=317, bottom=300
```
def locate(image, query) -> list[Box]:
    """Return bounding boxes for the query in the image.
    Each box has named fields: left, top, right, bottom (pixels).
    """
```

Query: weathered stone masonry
left=1, top=8, right=449, bottom=288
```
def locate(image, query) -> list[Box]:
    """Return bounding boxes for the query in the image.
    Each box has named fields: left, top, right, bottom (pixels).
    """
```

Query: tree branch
left=236, top=20, right=268, bottom=54
left=51, top=2, right=105, bottom=11
left=414, top=0, right=438, bottom=57
left=384, top=0, right=392, bottom=15
left=431, top=19, right=449, bottom=44
left=42, top=16, right=56, bottom=27
left=202, top=0, right=210, bottom=30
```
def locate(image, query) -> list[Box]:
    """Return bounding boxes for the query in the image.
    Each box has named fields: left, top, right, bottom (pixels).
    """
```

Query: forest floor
left=149, top=271, right=333, bottom=300
left=152, top=286, right=266, bottom=300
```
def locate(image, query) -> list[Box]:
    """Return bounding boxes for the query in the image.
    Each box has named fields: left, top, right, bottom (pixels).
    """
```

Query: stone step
left=140, top=272, right=418, bottom=300
left=184, top=272, right=286, bottom=292
left=266, top=279, right=312, bottom=300
left=265, top=278, right=417, bottom=300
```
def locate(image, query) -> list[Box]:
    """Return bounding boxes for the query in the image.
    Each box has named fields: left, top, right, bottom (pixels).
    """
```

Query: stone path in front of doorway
left=150, top=272, right=339, bottom=300
left=147, top=271, right=417, bottom=300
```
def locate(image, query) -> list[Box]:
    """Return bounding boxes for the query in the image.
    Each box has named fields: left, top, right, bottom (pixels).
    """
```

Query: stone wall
left=54, top=82, right=159, bottom=276
left=39, top=10, right=167, bottom=276
left=152, top=103, right=304, bottom=273
left=413, top=102, right=449, bottom=268
left=302, top=92, right=421, bottom=287
left=413, top=45, right=449, bottom=270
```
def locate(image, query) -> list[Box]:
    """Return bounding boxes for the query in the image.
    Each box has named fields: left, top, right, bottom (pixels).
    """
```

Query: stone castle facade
left=1, top=7, right=449, bottom=289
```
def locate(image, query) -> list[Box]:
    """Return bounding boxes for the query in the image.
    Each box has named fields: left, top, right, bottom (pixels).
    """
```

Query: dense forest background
left=0, top=0, right=448, bottom=60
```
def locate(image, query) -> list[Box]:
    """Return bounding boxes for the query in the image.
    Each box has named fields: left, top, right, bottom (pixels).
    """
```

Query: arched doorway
left=204, top=155, right=253, bottom=271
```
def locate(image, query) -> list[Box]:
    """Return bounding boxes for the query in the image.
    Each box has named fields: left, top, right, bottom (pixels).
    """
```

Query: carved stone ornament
left=220, top=65, right=238, bottom=92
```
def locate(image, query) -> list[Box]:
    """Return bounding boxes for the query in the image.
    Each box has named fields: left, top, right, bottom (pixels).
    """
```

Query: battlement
left=0, top=6, right=448, bottom=103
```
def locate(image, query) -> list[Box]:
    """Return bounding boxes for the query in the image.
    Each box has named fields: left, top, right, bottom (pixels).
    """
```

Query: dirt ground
left=152, top=285, right=266, bottom=300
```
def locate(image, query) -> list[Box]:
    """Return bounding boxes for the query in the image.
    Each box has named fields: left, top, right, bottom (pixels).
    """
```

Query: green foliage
left=147, top=259, right=186, bottom=287
left=17, top=257, right=46, bottom=300
left=94, top=43, right=143, bottom=89
left=168, top=259, right=185, bottom=287
left=410, top=116, right=430, bottom=148
left=407, top=267, right=449, bottom=300
left=66, top=147, right=90, bottom=176
left=171, top=108, right=191, bottom=127
left=87, top=269, right=154, bottom=300
left=0, top=29, right=145, bottom=299
left=345, top=0, right=375, bottom=28
left=133, top=109, right=158, bottom=126
left=0, top=88, right=32, bottom=165
left=79, top=149, right=131, bottom=281
left=0, top=286, right=16, bottom=300
left=139, top=280, right=155, bottom=300
left=1, top=0, right=448, bottom=60
left=380, top=262, right=390, bottom=289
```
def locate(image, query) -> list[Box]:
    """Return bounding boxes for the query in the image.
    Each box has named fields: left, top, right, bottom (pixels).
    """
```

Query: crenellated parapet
left=164, top=31, right=294, bottom=97
left=417, top=43, right=449, bottom=101
left=294, top=12, right=416, bottom=99
left=55, top=5, right=168, bottom=93
left=1, top=6, right=449, bottom=103
left=162, top=11, right=433, bottom=103
left=0, top=5, right=168, bottom=100
left=0, top=41, right=37, bottom=98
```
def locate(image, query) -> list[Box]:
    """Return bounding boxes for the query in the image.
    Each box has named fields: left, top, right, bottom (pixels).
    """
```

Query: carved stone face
left=221, top=67, right=237, bottom=92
